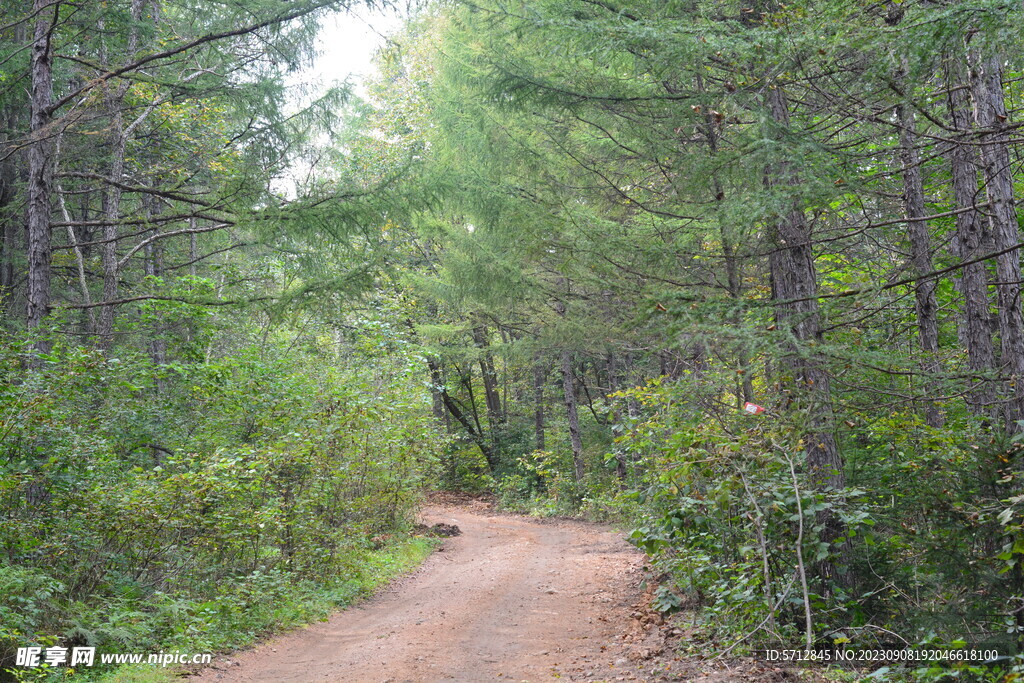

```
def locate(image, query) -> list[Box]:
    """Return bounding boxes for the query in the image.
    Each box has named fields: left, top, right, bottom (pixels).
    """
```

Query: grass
left=5, top=536, right=438, bottom=683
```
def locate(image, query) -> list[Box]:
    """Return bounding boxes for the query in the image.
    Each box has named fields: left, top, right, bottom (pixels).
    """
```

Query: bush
left=0, top=324, right=445, bottom=673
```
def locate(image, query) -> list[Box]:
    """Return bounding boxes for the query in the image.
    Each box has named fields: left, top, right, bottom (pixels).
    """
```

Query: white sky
left=276, top=5, right=408, bottom=195
left=304, top=5, right=408, bottom=97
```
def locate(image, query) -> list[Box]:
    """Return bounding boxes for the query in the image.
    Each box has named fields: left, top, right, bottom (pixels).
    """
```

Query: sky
left=277, top=5, right=408, bottom=195
left=303, top=4, right=409, bottom=97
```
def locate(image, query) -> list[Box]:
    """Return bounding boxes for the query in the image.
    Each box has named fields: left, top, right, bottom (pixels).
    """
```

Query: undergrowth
left=0, top=322, right=445, bottom=681
left=5, top=536, right=437, bottom=682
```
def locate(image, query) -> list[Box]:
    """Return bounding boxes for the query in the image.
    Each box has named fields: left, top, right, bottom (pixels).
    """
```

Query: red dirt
left=195, top=500, right=794, bottom=682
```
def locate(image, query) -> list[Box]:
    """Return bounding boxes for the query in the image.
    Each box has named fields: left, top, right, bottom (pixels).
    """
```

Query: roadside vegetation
left=0, top=1, right=445, bottom=678
left=0, top=312, right=445, bottom=679
left=5, top=0, right=1024, bottom=681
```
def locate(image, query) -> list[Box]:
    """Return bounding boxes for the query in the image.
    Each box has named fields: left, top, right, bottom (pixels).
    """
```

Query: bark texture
left=968, top=49, right=1024, bottom=431
left=766, top=85, right=846, bottom=588
left=897, top=93, right=944, bottom=428
left=27, top=0, right=57, bottom=336
left=944, top=56, right=997, bottom=415
left=766, top=86, right=843, bottom=490
left=560, top=348, right=585, bottom=484
left=533, top=355, right=546, bottom=452
left=472, top=323, right=503, bottom=427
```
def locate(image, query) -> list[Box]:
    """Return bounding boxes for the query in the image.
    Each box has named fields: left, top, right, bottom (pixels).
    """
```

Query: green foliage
left=337, top=0, right=1024, bottom=669
left=435, top=443, right=494, bottom=493
left=8, top=0, right=1024, bottom=674
left=0, top=568, right=65, bottom=664
left=604, top=373, right=1024, bottom=660
left=0, top=311, right=444, bottom=674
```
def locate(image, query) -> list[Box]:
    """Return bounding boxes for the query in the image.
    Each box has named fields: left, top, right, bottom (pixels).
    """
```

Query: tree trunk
left=944, top=56, right=997, bottom=417
left=457, top=365, right=485, bottom=441
left=99, top=170, right=122, bottom=346
left=144, top=196, right=166, bottom=386
left=560, top=348, right=585, bottom=484
left=554, top=286, right=585, bottom=483
left=624, top=351, right=640, bottom=422
left=897, top=82, right=944, bottom=428
left=606, top=352, right=627, bottom=480
left=724, top=231, right=754, bottom=406
left=27, top=0, right=57, bottom=342
left=766, top=85, right=847, bottom=590
left=97, top=0, right=144, bottom=348
left=427, top=357, right=497, bottom=470
left=968, top=49, right=1024, bottom=432
left=97, top=102, right=126, bottom=345
left=431, top=363, right=447, bottom=426
left=472, top=323, right=503, bottom=427
left=0, top=17, right=23, bottom=307
left=533, top=354, right=546, bottom=451
left=0, top=106, right=18, bottom=307
left=189, top=226, right=198, bottom=278
left=0, top=209, right=14, bottom=307
left=55, top=176, right=96, bottom=333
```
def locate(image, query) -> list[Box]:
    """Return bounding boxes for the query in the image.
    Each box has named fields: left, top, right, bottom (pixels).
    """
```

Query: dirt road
left=197, top=502, right=653, bottom=682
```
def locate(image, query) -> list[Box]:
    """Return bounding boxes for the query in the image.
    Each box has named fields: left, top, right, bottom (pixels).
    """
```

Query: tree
left=344, top=0, right=1024, bottom=651
left=4, top=0, right=365, bottom=349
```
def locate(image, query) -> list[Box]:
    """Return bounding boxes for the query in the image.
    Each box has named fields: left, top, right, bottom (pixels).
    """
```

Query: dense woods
left=5, top=0, right=1024, bottom=678
left=0, top=0, right=445, bottom=676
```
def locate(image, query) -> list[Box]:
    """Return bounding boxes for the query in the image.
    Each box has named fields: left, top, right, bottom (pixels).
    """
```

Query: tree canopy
left=5, top=0, right=1024, bottom=675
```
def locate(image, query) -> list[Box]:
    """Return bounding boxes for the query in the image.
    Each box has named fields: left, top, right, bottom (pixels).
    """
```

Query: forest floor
left=193, top=494, right=810, bottom=682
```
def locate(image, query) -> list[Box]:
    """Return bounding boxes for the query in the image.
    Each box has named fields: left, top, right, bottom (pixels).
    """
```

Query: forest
left=3, top=0, right=1024, bottom=680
